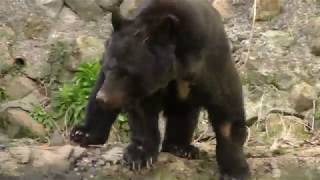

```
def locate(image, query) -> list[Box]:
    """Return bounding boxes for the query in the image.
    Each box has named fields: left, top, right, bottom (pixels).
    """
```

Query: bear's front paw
left=123, top=143, right=158, bottom=171
left=219, top=174, right=249, bottom=180
left=219, top=158, right=250, bottom=180
left=70, top=126, right=106, bottom=147
left=162, top=144, right=200, bottom=159
left=70, top=126, right=89, bottom=146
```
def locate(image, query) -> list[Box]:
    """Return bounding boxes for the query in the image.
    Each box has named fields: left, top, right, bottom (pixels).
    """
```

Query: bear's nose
left=96, top=90, right=108, bottom=102
left=96, top=90, right=124, bottom=108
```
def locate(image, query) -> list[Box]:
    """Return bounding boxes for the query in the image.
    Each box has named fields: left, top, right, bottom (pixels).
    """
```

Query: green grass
left=52, top=62, right=100, bottom=127
left=0, top=87, right=8, bottom=103
left=52, top=61, right=129, bottom=132
left=30, top=105, right=55, bottom=131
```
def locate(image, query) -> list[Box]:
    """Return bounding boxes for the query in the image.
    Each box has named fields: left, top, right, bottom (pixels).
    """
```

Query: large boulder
left=4, top=76, right=37, bottom=100
left=34, top=0, right=64, bottom=18
left=311, top=37, right=320, bottom=56
left=0, top=109, right=46, bottom=138
left=290, top=82, right=317, bottom=113
left=95, top=0, right=122, bottom=11
left=66, top=35, right=105, bottom=71
left=212, top=0, right=235, bottom=20
left=255, top=0, right=281, bottom=21
left=263, top=30, right=295, bottom=49
left=0, top=41, right=13, bottom=75
left=64, top=0, right=104, bottom=21
left=10, top=40, right=51, bottom=80
left=120, top=0, right=143, bottom=18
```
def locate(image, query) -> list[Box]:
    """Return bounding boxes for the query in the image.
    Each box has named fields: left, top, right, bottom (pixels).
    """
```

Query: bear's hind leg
left=162, top=101, right=201, bottom=159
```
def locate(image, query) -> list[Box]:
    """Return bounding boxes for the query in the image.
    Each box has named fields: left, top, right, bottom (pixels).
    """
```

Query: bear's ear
left=149, top=14, right=180, bottom=43
left=111, top=8, right=129, bottom=31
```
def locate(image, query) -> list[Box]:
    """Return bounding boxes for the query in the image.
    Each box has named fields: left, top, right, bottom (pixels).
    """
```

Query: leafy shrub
left=52, top=61, right=128, bottom=131
left=30, top=105, right=55, bottom=131
left=52, top=62, right=100, bottom=127
left=0, top=87, right=8, bottom=103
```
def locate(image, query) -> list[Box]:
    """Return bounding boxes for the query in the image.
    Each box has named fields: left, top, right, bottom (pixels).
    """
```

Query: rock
left=273, top=72, right=298, bottom=91
left=212, top=0, right=235, bottom=20
left=0, top=132, right=9, bottom=144
left=0, top=24, right=16, bottom=43
left=0, top=90, right=45, bottom=114
left=58, top=7, right=79, bottom=25
left=0, top=109, right=46, bottom=138
left=95, top=0, right=122, bottom=11
left=8, top=146, right=32, bottom=164
left=64, top=0, right=104, bottom=21
left=120, top=0, right=143, bottom=18
left=11, top=40, right=51, bottom=80
left=49, top=129, right=66, bottom=146
left=311, top=37, right=320, bottom=56
left=0, top=41, right=13, bottom=74
left=66, top=35, right=104, bottom=71
left=31, top=145, right=86, bottom=173
left=71, top=146, right=87, bottom=161
left=263, top=30, right=295, bottom=49
left=5, top=76, right=37, bottom=100
left=48, top=7, right=80, bottom=44
left=250, top=113, right=311, bottom=146
left=305, top=17, right=320, bottom=38
left=290, top=82, right=317, bottom=112
left=102, top=145, right=124, bottom=164
left=34, top=0, right=64, bottom=18
left=255, top=0, right=281, bottom=21
left=23, top=14, right=51, bottom=39
left=0, top=25, right=15, bottom=74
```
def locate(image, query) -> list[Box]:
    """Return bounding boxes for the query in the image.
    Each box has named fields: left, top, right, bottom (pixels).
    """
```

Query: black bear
left=70, top=0, right=250, bottom=179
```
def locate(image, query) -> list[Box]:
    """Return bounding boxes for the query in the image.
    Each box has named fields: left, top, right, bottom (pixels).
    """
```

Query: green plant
left=30, top=105, right=55, bottom=130
left=52, top=62, right=99, bottom=127
left=53, top=61, right=129, bottom=134
left=0, top=87, right=8, bottom=103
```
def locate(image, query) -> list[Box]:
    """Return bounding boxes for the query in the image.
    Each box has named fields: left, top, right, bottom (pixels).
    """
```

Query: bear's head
left=96, top=9, right=179, bottom=108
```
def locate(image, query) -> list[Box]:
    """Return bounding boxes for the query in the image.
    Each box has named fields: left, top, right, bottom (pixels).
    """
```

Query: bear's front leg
left=70, top=71, right=120, bottom=147
left=123, top=99, right=161, bottom=170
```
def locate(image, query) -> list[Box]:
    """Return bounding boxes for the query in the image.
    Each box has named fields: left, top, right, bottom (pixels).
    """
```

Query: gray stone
left=0, top=25, right=15, bottom=74
left=311, top=37, right=320, bottom=56
left=0, top=109, right=46, bottom=138
left=65, top=0, right=104, bottom=21
left=48, top=7, right=80, bottom=44
left=0, top=132, right=10, bottom=144
left=8, top=146, right=32, bottom=164
left=5, top=76, right=37, bottom=100
left=306, top=17, right=320, bottom=38
left=49, top=129, right=66, bottom=146
left=290, top=82, right=317, bottom=112
left=11, top=40, right=51, bottom=80
left=0, top=41, right=13, bottom=74
left=102, top=145, right=124, bottom=164
left=23, top=14, right=51, bottom=39
left=273, top=72, right=298, bottom=91
left=264, top=30, right=295, bottom=49
left=66, top=35, right=104, bottom=71
left=95, top=0, right=122, bottom=11
left=0, top=24, right=16, bottom=43
left=120, top=0, right=143, bottom=18
left=255, top=0, right=281, bottom=21
left=34, top=0, right=64, bottom=18
left=0, top=90, right=45, bottom=114
left=212, top=0, right=235, bottom=20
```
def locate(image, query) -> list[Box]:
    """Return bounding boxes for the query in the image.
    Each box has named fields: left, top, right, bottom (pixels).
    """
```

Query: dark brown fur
left=70, top=0, right=249, bottom=179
